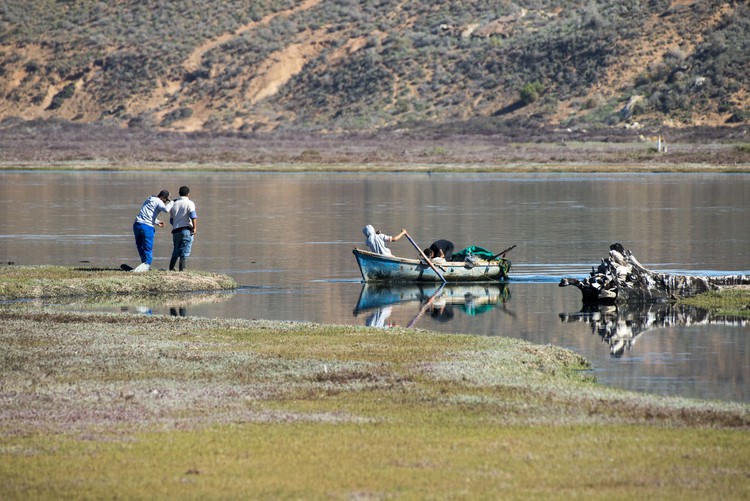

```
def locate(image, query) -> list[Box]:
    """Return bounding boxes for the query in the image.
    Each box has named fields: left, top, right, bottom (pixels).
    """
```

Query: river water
left=1, top=171, right=749, bottom=403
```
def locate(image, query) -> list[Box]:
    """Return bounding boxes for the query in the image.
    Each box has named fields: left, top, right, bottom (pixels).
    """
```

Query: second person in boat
left=423, top=239, right=455, bottom=262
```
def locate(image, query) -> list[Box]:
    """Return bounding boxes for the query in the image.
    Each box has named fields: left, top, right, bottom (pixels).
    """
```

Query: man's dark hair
left=179, top=186, right=190, bottom=196
left=158, top=190, right=170, bottom=199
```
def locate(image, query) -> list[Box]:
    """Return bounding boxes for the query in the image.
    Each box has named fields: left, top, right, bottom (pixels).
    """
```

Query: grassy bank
left=0, top=310, right=748, bottom=499
left=679, top=286, right=750, bottom=317
left=0, top=265, right=237, bottom=300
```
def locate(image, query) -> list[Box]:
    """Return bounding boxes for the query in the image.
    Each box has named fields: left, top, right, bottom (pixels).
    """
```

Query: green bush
left=520, top=82, right=544, bottom=105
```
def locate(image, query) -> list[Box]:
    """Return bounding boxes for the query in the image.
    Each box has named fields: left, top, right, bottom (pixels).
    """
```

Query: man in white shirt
left=132, top=190, right=173, bottom=272
left=169, top=186, right=198, bottom=271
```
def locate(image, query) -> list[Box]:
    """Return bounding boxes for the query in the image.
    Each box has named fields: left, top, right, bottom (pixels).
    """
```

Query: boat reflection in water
left=560, top=303, right=750, bottom=357
left=353, top=283, right=511, bottom=328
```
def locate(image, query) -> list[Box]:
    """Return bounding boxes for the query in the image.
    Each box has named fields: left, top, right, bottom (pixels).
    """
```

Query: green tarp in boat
left=452, top=246, right=497, bottom=261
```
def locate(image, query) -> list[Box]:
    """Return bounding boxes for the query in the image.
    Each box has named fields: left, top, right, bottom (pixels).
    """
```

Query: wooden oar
left=492, top=244, right=516, bottom=260
left=404, top=231, right=448, bottom=283
left=406, top=284, right=445, bottom=328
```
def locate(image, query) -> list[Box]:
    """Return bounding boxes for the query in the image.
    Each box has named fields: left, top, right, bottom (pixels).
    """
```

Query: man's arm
left=391, top=229, right=407, bottom=242
left=190, top=204, right=198, bottom=234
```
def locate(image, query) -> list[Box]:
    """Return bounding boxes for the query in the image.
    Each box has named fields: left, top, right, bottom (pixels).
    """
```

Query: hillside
left=0, top=0, right=748, bottom=133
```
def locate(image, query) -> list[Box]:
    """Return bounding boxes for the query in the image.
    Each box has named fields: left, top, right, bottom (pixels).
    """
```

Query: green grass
left=679, top=288, right=750, bottom=317
left=0, top=310, right=748, bottom=499
left=3, top=425, right=748, bottom=500
left=0, top=265, right=237, bottom=299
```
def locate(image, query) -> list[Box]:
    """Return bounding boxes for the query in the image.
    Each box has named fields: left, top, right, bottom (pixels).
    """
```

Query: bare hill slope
left=0, top=0, right=747, bottom=133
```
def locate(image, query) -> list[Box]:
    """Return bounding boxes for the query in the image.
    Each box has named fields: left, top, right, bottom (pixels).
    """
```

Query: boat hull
left=353, top=248, right=510, bottom=283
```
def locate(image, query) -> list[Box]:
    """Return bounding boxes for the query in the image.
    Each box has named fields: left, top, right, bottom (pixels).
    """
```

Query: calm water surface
left=1, top=171, right=749, bottom=403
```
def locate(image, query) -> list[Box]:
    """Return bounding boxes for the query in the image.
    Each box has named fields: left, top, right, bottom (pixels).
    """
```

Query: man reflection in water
left=429, top=300, right=454, bottom=322
left=170, top=306, right=187, bottom=317
left=366, top=306, right=394, bottom=328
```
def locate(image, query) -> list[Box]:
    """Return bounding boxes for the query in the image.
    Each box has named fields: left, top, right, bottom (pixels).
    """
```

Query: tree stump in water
left=559, top=243, right=750, bottom=304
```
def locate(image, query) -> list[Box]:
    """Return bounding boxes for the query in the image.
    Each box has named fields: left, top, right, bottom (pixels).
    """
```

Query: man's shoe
left=132, top=263, right=150, bottom=273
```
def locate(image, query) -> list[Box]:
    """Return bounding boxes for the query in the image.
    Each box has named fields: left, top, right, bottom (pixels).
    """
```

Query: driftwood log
left=559, top=243, right=750, bottom=304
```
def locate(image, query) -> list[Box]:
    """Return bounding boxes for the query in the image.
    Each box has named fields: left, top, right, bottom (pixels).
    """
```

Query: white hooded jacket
left=363, top=225, right=393, bottom=256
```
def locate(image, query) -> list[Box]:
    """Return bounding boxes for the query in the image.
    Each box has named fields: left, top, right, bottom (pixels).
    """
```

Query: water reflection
left=9, top=291, right=235, bottom=317
left=353, top=283, right=511, bottom=329
left=170, top=306, right=188, bottom=317
left=121, top=292, right=235, bottom=318
left=560, top=303, right=750, bottom=357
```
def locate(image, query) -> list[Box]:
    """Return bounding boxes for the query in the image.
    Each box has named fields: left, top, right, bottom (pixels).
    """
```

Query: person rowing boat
left=362, top=225, right=407, bottom=256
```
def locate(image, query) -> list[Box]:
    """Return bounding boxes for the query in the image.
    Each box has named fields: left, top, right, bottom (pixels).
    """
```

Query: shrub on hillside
left=47, top=83, right=76, bottom=110
left=160, top=107, right=194, bottom=127
left=520, top=82, right=544, bottom=105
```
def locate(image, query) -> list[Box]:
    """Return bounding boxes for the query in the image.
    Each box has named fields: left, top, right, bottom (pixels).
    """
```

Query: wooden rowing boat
left=353, top=248, right=511, bottom=283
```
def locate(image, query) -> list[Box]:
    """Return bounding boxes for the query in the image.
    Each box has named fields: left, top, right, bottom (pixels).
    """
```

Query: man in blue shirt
left=132, top=190, right=173, bottom=272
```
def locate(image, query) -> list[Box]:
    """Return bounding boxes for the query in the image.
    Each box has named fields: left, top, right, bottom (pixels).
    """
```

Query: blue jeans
left=172, top=229, right=193, bottom=258
left=133, top=222, right=155, bottom=265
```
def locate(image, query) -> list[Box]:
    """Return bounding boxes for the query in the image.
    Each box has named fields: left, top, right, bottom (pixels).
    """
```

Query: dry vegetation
left=0, top=120, right=749, bottom=172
